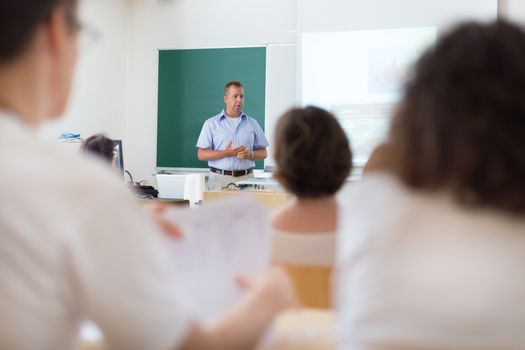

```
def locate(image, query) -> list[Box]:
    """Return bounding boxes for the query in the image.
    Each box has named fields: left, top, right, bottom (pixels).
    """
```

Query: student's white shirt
left=272, top=229, right=335, bottom=266
left=336, top=173, right=525, bottom=350
left=0, top=110, right=191, bottom=350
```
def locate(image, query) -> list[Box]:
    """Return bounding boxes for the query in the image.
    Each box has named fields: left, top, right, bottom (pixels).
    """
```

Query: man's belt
left=210, top=167, right=253, bottom=177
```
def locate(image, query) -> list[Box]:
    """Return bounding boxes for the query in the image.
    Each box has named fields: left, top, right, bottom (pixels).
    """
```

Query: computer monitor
left=112, top=140, right=124, bottom=177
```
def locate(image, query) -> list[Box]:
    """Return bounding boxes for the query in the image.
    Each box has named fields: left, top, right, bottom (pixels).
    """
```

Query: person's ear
left=224, top=94, right=228, bottom=104
left=44, top=7, right=70, bottom=56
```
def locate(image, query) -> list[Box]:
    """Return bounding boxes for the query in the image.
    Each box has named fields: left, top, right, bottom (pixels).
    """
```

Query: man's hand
left=225, top=141, right=246, bottom=157
left=198, top=143, right=245, bottom=161
left=236, top=149, right=253, bottom=160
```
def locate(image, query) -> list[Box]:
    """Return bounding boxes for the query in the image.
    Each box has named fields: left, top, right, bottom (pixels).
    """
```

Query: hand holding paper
left=163, top=196, right=274, bottom=323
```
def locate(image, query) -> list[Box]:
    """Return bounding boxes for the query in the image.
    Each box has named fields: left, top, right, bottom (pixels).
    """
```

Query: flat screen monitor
left=113, top=140, right=124, bottom=177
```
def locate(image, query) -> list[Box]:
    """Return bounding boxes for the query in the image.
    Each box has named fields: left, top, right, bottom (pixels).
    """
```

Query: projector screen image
left=300, top=27, right=437, bottom=165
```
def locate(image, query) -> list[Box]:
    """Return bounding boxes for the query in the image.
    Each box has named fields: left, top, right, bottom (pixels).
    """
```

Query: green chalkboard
left=157, top=47, right=266, bottom=169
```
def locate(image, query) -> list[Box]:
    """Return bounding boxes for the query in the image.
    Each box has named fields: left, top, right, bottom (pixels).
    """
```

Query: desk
left=79, top=308, right=335, bottom=350
left=138, top=198, right=190, bottom=206
left=157, top=198, right=190, bottom=207
left=258, top=308, right=336, bottom=350
left=203, top=190, right=289, bottom=209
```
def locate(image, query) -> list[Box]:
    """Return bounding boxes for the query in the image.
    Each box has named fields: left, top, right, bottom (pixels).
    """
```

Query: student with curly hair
left=337, top=20, right=525, bottom=350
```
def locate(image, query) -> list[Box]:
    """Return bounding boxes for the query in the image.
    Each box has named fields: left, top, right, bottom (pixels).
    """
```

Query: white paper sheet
left=164, top=196, right=271, bottom=324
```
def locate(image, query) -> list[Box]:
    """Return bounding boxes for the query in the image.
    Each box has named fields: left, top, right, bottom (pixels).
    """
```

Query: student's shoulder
left=336, top=174, right=409, bottom=261
left=338, top=173, right=415, bottom=230
left=344, top=173, right=405, bottom=205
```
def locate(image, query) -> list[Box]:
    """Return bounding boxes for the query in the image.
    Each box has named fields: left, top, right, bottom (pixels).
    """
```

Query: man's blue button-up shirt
left=196, top=110, right=269, bottom=171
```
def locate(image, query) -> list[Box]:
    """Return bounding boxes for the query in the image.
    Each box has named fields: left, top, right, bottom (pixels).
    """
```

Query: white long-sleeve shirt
left=336, top=174, right=525, bottom=350
left=0, top=110, right=191, bottom=350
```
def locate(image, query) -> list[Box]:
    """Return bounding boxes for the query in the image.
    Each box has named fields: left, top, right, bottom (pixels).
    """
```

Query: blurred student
left=81, top=133, right=115, bottom=164
left=271, top=106, right=352, bottom=308
left=0, top=1, right=296, bottom=349
left=336, top=20, right=525, bottom=350
left=81, top=132, right=172, bottom=220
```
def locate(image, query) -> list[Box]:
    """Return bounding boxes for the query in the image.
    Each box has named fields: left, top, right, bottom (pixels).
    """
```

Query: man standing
left=197, top=81, right=269, bottom=190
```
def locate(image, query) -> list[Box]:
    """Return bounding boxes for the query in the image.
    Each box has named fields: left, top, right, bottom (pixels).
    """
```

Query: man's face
left=224, top=85, right=244, bottom=116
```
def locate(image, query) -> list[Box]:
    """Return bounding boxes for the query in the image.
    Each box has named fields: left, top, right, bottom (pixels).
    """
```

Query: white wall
left=39, top=0, right=128, bottom=143
left=297, top=0, right=497, bottom=33
left=499, top=0, right=525, bottom=23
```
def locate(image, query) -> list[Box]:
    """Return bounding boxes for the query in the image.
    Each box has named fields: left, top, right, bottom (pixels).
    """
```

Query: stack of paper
left=165, top=196, right=271, bottom=323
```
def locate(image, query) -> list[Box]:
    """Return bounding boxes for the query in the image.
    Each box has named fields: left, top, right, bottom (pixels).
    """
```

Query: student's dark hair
left=81, top=134, right=115, bottom=163
left=224, top=81, right=243, bottom=95
left=273, top=106, right=352, bottom=198
left=0, top=0, right=78, bottom=63
left=390, top=20, right=525, bottom=214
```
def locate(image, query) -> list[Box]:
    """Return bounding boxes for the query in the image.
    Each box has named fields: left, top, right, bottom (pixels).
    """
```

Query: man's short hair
left=390, top=20, right=525, bottom=214
left=0, top=0, right=78, bottom=63
left=224, top=81, right=243, bottom=96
